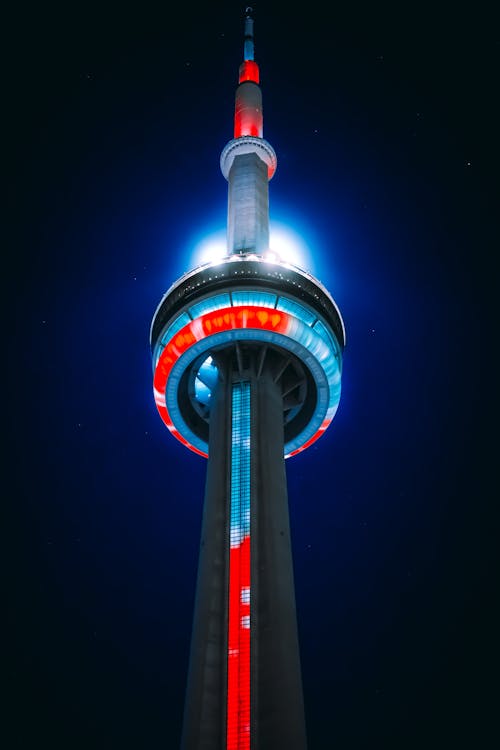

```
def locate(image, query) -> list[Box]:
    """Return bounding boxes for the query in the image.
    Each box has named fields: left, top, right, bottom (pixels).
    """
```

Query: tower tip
left=243, top=6, right=255, bottom=61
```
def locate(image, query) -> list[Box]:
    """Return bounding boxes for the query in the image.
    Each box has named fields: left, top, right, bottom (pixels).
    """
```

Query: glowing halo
left=190, top=223, right=313, bottom=272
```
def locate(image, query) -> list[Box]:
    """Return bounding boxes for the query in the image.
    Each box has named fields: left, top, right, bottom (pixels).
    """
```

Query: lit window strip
left=154, top=292, right=338, bottom=367
left=227, top=382, right=251, bottom=749
left=276, top=296, right=316, bottom=325
left=188, top=292, right=231, bottom=319
left=160, top=312, right=191, bottom=346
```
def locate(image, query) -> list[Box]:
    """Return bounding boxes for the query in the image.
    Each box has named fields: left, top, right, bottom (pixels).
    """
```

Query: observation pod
left=150, top=9, right=345, bottom=750
left=151, top=257, right=345, bottom=460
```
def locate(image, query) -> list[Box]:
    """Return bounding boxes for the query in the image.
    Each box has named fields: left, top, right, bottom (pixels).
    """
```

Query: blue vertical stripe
left=230, top=382, right=251, bottom=546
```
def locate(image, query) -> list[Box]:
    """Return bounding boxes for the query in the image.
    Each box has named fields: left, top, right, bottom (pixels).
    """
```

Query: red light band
left=238, top=60, right=260, bottom=84
left=227, top=536, right=251, bottom=748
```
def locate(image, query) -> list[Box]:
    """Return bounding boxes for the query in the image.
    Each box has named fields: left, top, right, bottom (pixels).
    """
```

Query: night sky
left=7, top=1, right=496, bottom=748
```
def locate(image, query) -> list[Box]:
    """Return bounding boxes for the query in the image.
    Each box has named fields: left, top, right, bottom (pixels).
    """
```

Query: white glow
left=264, top=250, right=280, bottom=263
left=269, top=222, right=313, bottom=271
left=191, top=223, right=314, bottom=272
left=191, top=230, right=227, bottom=267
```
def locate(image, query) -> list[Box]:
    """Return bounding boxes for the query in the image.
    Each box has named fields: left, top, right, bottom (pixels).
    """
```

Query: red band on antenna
left=239, top=60, right=260, bottom=84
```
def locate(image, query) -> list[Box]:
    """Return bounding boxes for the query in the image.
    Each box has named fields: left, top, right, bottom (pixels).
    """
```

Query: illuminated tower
left=150, top=9, right=345, bottom=749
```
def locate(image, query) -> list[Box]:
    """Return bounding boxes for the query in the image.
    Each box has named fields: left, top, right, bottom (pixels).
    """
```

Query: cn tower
left=150, top=9, right=345, bottom=749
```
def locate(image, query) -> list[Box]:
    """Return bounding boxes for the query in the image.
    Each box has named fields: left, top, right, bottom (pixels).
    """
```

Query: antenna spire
left=244, top=7, right=254, bottom=61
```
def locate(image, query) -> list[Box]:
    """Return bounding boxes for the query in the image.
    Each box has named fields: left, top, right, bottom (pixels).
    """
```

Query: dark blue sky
left=7, top=1, right=495, bottom=748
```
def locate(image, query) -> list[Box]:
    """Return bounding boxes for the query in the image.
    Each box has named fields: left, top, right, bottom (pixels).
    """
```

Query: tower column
left=181, top=348, right=308, bottom=749
left=180, top=358, right=231, bottom=750
left=250, top=363, right=308, bottom=750
left=227, top=152, right=270, bottom=254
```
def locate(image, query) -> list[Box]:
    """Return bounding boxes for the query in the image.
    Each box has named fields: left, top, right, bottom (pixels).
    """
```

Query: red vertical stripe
left=227, top=535, right=251, bottom=749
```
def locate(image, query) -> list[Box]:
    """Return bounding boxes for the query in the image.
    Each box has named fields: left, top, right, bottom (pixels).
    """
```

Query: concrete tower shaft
left=227, top=152, right=269, bottom=254
left=180, top=347, right=307, bottom=749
